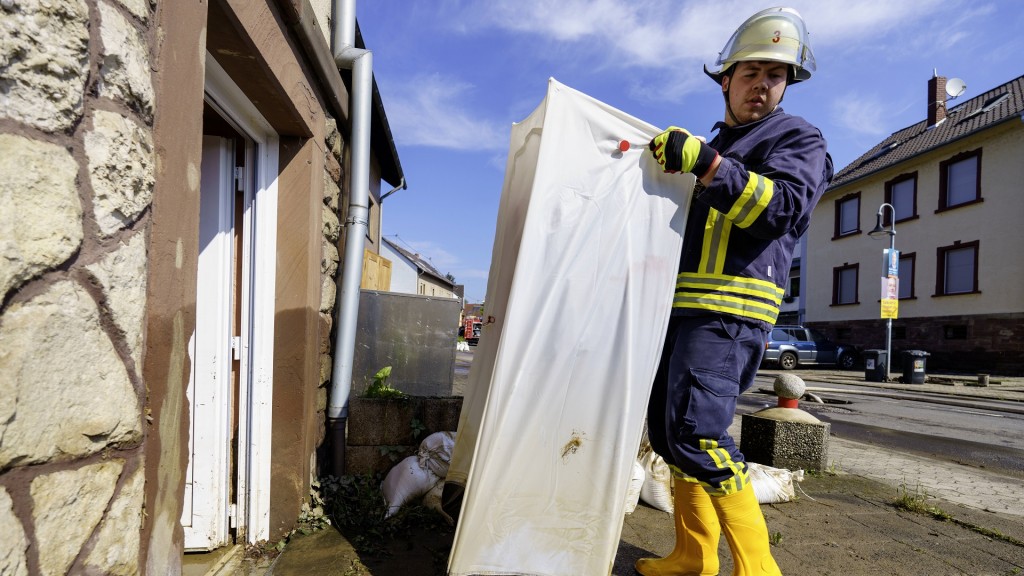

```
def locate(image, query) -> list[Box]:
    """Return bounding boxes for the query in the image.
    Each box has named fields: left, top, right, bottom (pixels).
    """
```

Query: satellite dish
left=946, top=78, right=967, bottom=99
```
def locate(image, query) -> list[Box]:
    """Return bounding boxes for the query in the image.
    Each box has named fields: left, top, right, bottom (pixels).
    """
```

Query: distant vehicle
left=762, top=325, right=859, bottom=370
left=461, top=316, right=483, bottom=346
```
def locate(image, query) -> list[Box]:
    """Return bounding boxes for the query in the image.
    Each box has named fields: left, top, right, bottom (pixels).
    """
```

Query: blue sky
left=357, top=1, right=1024, bottom=304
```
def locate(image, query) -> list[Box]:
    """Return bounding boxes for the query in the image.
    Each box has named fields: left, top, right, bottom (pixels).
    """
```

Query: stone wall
left=346, top=397, right=464, bottom=475
left=318, top=117, right=345, bottom=469
left=1, top=1, right=154, bottom=574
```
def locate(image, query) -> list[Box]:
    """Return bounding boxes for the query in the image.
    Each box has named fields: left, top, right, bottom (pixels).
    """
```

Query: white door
left=182, top=136, right=236, bottom=551
left=182, top=53, right=279, bottom=549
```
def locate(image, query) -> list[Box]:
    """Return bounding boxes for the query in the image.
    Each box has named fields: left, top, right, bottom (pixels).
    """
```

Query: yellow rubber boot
left=635, top=480, right=720, bottom=576
left=711, top=487, right=782, bottom=576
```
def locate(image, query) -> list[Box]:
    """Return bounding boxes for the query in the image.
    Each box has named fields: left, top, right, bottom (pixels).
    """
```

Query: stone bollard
left=740, top=373, right=830, bottom=472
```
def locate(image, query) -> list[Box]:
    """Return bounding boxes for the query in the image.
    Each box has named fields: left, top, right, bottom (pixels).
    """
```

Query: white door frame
left=183, top=134, right=235, bottom=550
left=195, top=53, right=279, bottom=545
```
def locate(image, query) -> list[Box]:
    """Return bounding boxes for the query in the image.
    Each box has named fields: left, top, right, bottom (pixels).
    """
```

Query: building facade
left=0, top=0, right=404, bottom=573
left=805, top=73, right=1024, bottom=374
left=381, top=237, right=459, bottom=299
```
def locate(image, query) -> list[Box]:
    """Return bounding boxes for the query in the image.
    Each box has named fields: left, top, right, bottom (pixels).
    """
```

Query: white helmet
left=704, top=7, right=816, bottom=84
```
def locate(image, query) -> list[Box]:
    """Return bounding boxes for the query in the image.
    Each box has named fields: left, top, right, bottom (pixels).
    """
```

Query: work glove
left=648, top=126, right=719, bottom=178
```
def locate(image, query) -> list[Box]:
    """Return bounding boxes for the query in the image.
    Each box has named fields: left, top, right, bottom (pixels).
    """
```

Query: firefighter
left=639, top=7, right=833, bottom=576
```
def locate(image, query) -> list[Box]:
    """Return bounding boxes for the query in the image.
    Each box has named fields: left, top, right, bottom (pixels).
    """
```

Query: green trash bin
left=900, top=350, right=930, bottom=384
left=863, top=349, right=887, bottom=382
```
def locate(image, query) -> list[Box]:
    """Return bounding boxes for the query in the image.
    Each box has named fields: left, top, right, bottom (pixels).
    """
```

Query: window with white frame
left=939, top=150, right=982, bottom=211
left=832, top=263, right=858, bottom=305
left=936, top=241, right=979, bottom=295
left=833, top=192, right=860, bottom=239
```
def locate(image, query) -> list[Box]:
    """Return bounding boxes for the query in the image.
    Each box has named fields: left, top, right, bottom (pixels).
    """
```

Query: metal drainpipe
left=328, top=0, right=373, bottom=476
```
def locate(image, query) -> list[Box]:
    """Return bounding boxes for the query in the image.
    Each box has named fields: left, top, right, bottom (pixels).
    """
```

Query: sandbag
left=747, top=462, right=803, bottom=504
left=421, top=478, right=454, bottom=525
left=639, top=449, right=674, bottom=513
left=623, top=460, right=646, bottom=515
left=418, top=431, right=455, bottom=478
left=381, top=455, right=440, bottom=518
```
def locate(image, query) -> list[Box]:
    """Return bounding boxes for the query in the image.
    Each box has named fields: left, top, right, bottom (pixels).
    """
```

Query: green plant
left=377, top=445, right=408, bottom=463
left=410, top=418, right=427, bottom=440
left=769, top=530, right=783, bottom=546
left=363, top=366, right=406, bottom=399
left=894, top=483, right=1024, bottom=548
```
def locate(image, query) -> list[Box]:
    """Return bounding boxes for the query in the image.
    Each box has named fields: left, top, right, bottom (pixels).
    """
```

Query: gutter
left=274, top=0, right=406, bottom=476
left=325, top=0, right=373, bottom=476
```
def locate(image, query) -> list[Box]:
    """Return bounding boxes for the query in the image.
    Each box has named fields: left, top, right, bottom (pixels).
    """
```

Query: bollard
left=740, top=374, right=830, bottom=472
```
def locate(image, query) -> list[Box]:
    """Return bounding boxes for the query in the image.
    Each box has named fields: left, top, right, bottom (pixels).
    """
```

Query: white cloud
left=402, top=239, right=460, bottom=270
left=387, top=73, right=507, bottom=151
left=829, top=94, right=895, bottom=137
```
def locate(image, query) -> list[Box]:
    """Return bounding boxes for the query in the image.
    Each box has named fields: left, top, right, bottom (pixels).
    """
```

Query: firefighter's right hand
left=648, top=126, right=719, bottom=178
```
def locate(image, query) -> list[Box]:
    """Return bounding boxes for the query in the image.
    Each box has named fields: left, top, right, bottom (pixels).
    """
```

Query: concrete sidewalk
left=252, top=370, right=1024, bottom=575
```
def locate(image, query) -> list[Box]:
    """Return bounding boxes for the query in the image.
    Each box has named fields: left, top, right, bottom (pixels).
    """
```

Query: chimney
left=928, top=70, right=947, bottom=127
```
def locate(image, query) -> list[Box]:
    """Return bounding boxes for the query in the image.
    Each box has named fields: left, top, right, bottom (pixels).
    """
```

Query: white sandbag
left=421, top=478, right=455, bottom=525
left=747, top=462, right=802, bottom=504
left=418, top=431, right=456, bottom=478
left=445, top=78, right=692, bottom=576
left=381, top=455, right=440, bottom=518
left=639, top=450, right=674, bottom=514
left=623, top=460, right=646, bottom=515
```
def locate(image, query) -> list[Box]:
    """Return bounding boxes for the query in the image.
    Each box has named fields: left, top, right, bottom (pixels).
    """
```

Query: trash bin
left=863, top=349, right=887, bottom=382
left=900, top=350, right=930, bottom=384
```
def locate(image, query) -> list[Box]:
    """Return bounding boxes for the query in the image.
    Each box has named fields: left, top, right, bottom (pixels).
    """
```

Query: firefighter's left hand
left=648, top=126, right=719, bottom=178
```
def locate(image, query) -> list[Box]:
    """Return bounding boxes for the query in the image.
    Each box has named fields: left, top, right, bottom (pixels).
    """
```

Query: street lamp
left=868, top=203, right=896, bottom=380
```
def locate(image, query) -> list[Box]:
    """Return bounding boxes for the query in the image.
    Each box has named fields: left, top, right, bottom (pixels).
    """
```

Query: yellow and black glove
left=648, top=126, right=719, bottom=178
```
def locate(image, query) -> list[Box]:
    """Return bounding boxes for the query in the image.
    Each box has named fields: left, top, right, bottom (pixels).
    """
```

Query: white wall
left=381, top=241, right=418, bottom=294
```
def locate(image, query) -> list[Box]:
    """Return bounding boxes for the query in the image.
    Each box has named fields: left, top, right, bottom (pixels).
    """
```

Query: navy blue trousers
left=646, top=315, right=768, bottom=493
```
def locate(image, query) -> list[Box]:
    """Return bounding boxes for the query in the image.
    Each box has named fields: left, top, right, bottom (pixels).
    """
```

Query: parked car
left=762, top=325, right=859, bottom=370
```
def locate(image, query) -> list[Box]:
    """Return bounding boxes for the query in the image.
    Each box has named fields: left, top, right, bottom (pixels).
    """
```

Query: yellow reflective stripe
left=674, top=293, right=780, bottom=324
left=668, top=447, right=751, bottom=495
left=677, top=272, right=785, bottom=304
left=675, top=292, right=779, bottom=315
left=699, top=209, right=732, bottom=275
left=725, top=172, right=774, bottom=229
left=698, top=439, right=750, bottom=496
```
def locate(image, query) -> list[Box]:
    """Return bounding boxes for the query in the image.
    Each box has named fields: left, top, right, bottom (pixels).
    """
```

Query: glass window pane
left=838, top=268, right=856, bottom=303
left=891, top=179, right=914, bottom=220
left=898, top=257, right=913, bottom=298
left=945, top=247, right=975, bottom=293
left=947, top=157, right=977, bottom=206
left=839, top=198, right=859, bottom=234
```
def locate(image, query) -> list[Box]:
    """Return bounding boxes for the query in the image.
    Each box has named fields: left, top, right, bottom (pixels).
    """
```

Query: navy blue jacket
left=673, top=108, right=833, bottom=329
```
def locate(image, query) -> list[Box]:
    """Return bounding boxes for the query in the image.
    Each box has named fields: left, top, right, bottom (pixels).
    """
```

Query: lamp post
left=868, top=203, right=896, bottom=380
